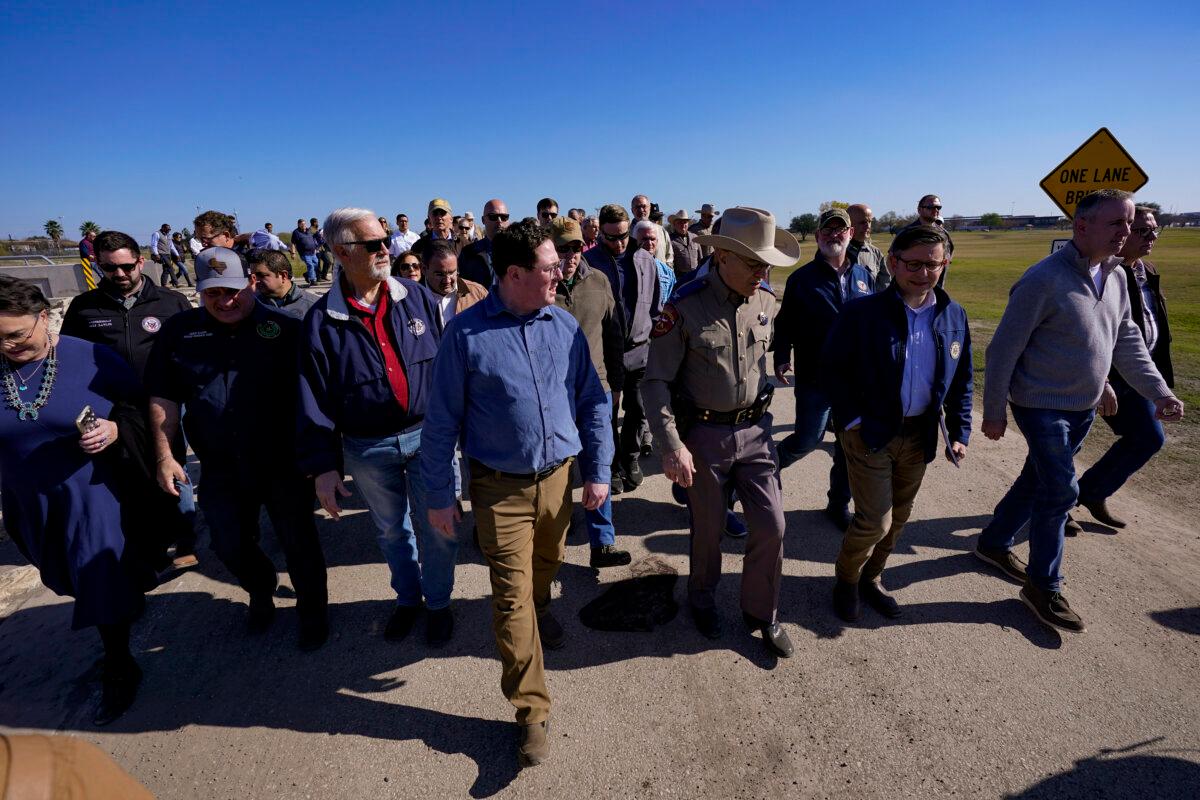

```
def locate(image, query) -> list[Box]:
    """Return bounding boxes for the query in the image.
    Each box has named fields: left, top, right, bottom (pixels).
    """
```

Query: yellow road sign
left=1039, top=127, right=1148, bottom=219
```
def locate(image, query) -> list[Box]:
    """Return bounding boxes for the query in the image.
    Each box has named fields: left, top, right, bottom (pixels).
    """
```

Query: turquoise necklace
left=2, top=345, right=58, bottom=421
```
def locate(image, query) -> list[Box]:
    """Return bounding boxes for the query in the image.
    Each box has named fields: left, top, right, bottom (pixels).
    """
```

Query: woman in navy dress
left=0, top=276, right=146, bottom=725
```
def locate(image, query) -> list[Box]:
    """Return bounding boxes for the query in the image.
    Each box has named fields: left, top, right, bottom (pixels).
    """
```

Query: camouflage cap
left=818, top=208, right=852, bottom=229
left=550, top=217, right=584, bottom=247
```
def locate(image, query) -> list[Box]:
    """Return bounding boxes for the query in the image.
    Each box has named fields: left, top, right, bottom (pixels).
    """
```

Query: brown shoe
left=518, top=718, right=550, bottom=767
left=1079, top=498, right=1126, bottom=529
left=973, top=545, right=1027, bottom=585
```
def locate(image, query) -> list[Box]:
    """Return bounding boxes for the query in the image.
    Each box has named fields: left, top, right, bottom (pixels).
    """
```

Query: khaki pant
left=1, top=734, right=155, bottom=799
left=836, top=423, right=928, bottom=584
left=469, top=460, right=572, bottom=725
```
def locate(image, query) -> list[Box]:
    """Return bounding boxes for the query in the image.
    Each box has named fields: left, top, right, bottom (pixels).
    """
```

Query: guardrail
left=0, top=255, right=67, bottom=266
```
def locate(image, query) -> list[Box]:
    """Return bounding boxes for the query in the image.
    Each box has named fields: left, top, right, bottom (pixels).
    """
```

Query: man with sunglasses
left=146, top=247, right=329, bottom=649
left=460, top=199, right=510, bottom=286
left=1074, top=206, right=1174, bottom=531
left=901, top=195, right=955, bottom=282
left=642, top=206, right=796, bottom=657
left=774, top=208, right=875, bottom=531
left=821, top=225, right=972, bottom=623
left=584, top=203, right=662, bottom=494
left=61, top=230, right=199, bottom=570
left=551, top=216, right=630, bottom=568
left=412, top=198, right=466, bottom=260
left=536, top=197, right=559, bottom=224
left=297, top=208, right=452, bottom=646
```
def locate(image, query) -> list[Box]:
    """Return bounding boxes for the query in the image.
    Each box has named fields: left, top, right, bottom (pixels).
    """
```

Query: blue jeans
left=301, top=254, right=319, bottom=284
left=776, top=382, right=851, bottom=508
left=585, top=393, right=616, bottom=547
left=1077, top=379, right=1164, bottom=504
left=342, top=428, right=458, bottom=610
left=979, top=406, right=1095, bottom=593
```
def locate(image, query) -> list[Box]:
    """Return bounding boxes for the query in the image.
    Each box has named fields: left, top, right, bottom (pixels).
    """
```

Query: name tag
left=183, top=330, right=213, bottom=339
left=87, top=318, right=114, bottom=328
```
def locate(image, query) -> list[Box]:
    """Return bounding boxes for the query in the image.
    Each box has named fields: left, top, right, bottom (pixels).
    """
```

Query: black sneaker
left=537, top=611, right=566, bottom=650
left=298, top=614, right=329, bottom=651
left=93, top=660, right=142, bottom=726
left=833, top=579, right=860, bottom=623
left=610, top=472, right=625, bottom=496
left=1079, top=498, right=1126, bottom=529
left=824, top=504, right=852, bottom=531
left=690, top=605, right=722, bottom=639
left=384, top=605, right=421, bottom=642
left=590, top=545, right=632, bottom=568
left=1020, top=582, right=1086, bottom=633
left=426, top=607, right=454, bottom=646
left=247, top=593, right=275, bottom=634
left=624, top=459, right=644, bottom=490
left=973, top=545, right=1028, bottom=585
left=859, top=578, right=902, bottom=618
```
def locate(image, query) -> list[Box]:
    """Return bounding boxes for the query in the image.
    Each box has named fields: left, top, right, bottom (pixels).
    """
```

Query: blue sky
left=2, top=0, right=1197, bottom=240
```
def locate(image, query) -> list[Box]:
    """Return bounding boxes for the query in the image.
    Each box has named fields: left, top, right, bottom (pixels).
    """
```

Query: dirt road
left=1, top=385, right=1197, bottom=798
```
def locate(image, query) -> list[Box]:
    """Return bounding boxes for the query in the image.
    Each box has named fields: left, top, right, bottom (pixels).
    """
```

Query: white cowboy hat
left=694, top=206, right=800, bottom=267
left=668, top=209, right=692, bottom=223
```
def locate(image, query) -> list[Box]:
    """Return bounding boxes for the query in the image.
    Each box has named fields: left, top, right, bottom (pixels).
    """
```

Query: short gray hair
left=1076, top=189, right=1133, bottom=220
left=323, top=207, right=378, bottom=249
left=631, top=220, right=656, bottom=240
left=582, top=215, right=599, bottom=228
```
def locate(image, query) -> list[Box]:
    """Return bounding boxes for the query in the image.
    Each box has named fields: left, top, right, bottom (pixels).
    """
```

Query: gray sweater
left=983, top=241, right=1169, bottom=419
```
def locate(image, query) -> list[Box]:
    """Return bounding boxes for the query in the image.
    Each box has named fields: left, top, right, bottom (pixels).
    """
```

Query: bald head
left=847, top=203, right=873, bottom=243
left=482, top=198, right=510, bottom=239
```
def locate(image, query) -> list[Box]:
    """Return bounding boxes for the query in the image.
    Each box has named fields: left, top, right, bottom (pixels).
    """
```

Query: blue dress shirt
left=900, top=294, right=937, bottom=417
left=420, top=292, right=613, bottom=509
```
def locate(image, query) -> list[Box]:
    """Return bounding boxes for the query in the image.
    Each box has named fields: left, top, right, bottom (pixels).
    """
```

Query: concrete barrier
left=0, top=261, right=164, bottom=298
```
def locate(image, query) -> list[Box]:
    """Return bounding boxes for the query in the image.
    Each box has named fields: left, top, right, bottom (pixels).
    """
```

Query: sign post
left=1039, top=128, right=1148, bottom=220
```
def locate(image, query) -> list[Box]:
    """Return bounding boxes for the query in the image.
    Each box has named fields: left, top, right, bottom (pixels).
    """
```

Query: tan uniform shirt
left=689, top=220, right=715, bottom=258
left=642, top=268, right=777, bottom=452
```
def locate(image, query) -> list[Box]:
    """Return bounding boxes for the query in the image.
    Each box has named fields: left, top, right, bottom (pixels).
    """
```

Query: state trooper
left=145, top=247, right=329, bottom=651
left=642, top=206, right=798, bottom=658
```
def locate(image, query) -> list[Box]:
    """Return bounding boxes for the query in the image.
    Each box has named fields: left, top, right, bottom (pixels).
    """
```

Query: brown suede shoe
left=518, top=718, right=551, bottom=767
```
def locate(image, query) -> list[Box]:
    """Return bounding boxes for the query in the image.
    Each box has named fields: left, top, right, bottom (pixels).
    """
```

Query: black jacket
left=60, top=279, right=192, bottom=383
left=1114, top=260, right=1172, bottom=389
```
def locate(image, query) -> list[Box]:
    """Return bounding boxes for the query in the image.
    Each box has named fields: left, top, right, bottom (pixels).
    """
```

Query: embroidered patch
left=950, top=341, right=961, bottom=359
left=141, top=316, right=161, bottom=333
left=257, top=321, right=281, bottom=339
left=652, top=304, right=679, bottom=338
left=208, top=257, right=230, bottom=275
left=408, top=318, right=426, bottom=336
left=856, top=279, right=868, bottom=293
left=757, top=312, right=769, bottom=326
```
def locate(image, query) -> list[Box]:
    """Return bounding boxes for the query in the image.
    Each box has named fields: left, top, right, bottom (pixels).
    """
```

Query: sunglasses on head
left=342, top=237, right=389, bottom=253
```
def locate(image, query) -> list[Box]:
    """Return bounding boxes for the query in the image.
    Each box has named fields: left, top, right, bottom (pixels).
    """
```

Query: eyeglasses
left=540, top=212, right=559, bottom=220
left=458, top=226, right=472, bottom=232
left=819, top=225, right=850, bottom=236
left=430, top=208, right=449, bottom=218
left=0, top=318, right=41, bottom=349
left=341, top=237, right=389, bottom=253
left=601, top=231, right=630, bottom=242
left=485, top=213, right=510, bottom=222
left=1132, top=226, right=1160, bottom=238
left=98, top=261, right=140, bottom=273
left=920, top=204, right=943, bottom=211
left=555, top=242, right=584, bottom=254
left=894, top=256, right=947, bottom=273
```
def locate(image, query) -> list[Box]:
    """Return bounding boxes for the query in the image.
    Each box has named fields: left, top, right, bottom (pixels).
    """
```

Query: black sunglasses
left=601, top=231, right=629, bottom=242
left=342, top=237, right=389, bottom=253
left=485, top=213, right=510, bottom=222
left=98, top=261, right=139, bottom=273
left=556, top=242, right=584, bottom=254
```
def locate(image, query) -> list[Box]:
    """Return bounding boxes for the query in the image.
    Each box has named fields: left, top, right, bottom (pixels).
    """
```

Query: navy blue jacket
left=773, top=257, right=875, bottom=385
left=820, top=286, right=973, bottom=463
left=583, top=245, right=661, bottom=352
left=297, top=275, right=443, bottom=477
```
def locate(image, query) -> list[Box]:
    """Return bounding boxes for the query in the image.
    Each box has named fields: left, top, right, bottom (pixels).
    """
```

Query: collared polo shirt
left=345, top=289, right=410, bottom=413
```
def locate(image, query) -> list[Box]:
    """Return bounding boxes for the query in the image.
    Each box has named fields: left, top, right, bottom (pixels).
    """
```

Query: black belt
left=692, top=385, right=774, bottom=426
left=470, top=457, right=570, bottom=482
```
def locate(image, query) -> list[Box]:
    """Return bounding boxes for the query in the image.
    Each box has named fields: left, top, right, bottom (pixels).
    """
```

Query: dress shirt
left=1130, top=260, right=1159, bottom=352
left=437, top=291, right=456, bottom=326
left=420, top=292, right=612, bottom=509
left=388, top=229, right=420, bottom=257
left=900, top=292, right=938, bottom=417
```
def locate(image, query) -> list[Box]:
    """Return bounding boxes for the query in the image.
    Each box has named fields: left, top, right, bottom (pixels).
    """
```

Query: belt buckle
left=733, top=407, right=751, bottom=425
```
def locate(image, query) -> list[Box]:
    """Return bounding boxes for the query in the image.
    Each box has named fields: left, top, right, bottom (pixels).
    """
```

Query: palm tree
left=79, top=220, right=100, bottom=236
left=44, top=220, right=63, bottom=248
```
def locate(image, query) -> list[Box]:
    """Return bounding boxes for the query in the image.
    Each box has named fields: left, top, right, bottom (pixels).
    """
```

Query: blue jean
left=301, top=254, right=319, bottom=284
left=979, top=406, right=1095, bottom=593
left=342, top=428, right=458, bottom=610
left=1077, top=379, right=1164, bottom=503
left=776, top=382, right=851, bottom=508
left=585, top=393, right=616, bottom=547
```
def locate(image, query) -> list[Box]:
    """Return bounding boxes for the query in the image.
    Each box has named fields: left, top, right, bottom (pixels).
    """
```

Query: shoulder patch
left=757, top=279, right=776, bottom=296
left=652, top=303, right=680, bottom=338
